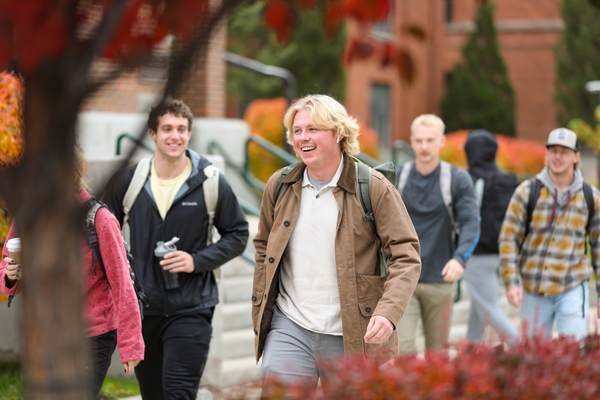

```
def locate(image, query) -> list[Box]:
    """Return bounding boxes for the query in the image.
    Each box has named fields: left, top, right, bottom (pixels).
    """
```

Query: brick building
left=82, top=4, right=227, bottom=118
left=344, top=0, right=563, bottom=155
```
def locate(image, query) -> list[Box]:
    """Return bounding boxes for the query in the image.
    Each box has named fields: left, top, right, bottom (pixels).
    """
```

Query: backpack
left=396, top=160, right=459, bottom=241
left=121, top=158, right=220, bottom=250
left=84, top=197, right=149, bottom=319
left=474, top=170, right=518, bottom=253
left=273, top=157, right=397, bottom=278
left=524, top=178, right=595, bottom=243
left=120, top=158, right=221, bottom=283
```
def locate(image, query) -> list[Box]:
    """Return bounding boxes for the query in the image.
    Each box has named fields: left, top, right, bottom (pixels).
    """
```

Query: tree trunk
left=0, top=65, right=90, bottom=400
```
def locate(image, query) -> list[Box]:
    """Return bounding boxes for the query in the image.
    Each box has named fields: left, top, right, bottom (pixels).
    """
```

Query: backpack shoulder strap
left=397, top=160, right=413, bottom=195
left=524, top=178, right=541, bottom=240
left=583, top=181, right=595, bottom=234
left=203, top=165, right=220, bottom=246
left=122, top=158, right=151, bottom=251
left=354, top=160, right=387, bottom=278
left=439, top=161, right=456, bottom=233
left=84, top=197, right=106, bottom=277
left=274, top=162, right=302, bottom=205
left=355, top=161, right=374, bottom=233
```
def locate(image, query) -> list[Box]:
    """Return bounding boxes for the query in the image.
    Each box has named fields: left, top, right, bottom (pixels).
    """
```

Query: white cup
left=6, top=238, right=21, bottom=265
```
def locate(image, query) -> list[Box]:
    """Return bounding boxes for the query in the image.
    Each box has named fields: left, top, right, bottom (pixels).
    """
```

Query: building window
left=372, top=0, right=393, bottom=35
left=370, top=83, right=391, bottom=152
left=446, top=0, right=453, bottom=23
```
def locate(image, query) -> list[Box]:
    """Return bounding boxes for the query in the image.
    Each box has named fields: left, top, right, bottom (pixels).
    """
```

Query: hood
left=187, top=148, right=210, bottom=178
left=536, top=166, right=583, bottom=229
left=536, top=167, right=583, bottom=208
left=464, top=130, right=498, bottom=181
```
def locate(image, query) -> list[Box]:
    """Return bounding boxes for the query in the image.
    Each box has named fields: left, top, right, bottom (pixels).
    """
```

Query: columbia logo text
left=182, top=202, right=198, bottom=206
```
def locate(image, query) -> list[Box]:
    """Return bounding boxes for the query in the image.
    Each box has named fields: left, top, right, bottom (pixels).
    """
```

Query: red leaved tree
left=0, top=1, right=405, bottom=398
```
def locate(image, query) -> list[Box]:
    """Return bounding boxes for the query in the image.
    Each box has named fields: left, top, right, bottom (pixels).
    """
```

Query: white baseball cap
left=545, top=128, right=578, bottom=152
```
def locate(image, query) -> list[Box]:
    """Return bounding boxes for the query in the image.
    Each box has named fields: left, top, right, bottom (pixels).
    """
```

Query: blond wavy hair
left=283, top=95, right=360, bottom=156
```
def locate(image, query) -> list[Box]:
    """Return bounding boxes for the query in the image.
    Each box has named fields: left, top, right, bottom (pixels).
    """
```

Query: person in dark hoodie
left=499, top=128, right=600, bottom=340
left=463, top=130, right=519, bottom=344
left=104, top=99, right=249, bottom=400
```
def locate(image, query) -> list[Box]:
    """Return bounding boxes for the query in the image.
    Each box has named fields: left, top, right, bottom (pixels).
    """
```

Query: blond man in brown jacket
left=252, top=94, right=421, bottom=395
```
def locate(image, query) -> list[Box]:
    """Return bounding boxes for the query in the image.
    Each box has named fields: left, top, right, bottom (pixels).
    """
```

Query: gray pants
left=261, top=305, right=344, bottom=397
left=463, top=254, right=519, bottom=344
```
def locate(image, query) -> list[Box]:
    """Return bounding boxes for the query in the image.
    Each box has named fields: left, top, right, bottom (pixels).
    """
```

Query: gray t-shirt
left=400, top=163, right=479, bottom=283
left=308, top=172, right=332, bottom=191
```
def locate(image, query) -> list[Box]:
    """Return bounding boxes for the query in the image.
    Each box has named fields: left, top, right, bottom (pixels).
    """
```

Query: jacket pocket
left=253, top=263, right=266, bottom=291
left=251, top=263, right=267, bottom=330
left=356, top=273, right=385, bottom=299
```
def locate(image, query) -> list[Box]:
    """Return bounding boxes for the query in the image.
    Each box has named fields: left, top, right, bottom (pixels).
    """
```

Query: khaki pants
left=397, top=282, right=455, bottom=354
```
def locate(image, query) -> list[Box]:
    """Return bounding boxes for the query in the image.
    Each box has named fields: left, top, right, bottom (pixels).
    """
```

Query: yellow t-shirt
left=150, top=157, right=193, bottom=220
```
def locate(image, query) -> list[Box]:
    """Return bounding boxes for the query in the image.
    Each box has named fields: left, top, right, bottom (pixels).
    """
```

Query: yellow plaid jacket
left=499, top=178, right=600, bottom=296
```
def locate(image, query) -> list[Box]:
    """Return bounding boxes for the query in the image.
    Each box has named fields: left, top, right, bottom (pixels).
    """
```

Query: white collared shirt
left=276, top=155, right=345, bottom=335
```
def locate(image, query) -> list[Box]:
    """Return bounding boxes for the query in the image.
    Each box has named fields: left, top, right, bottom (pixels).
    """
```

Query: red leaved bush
left=253, top=335, right=600, bottom=399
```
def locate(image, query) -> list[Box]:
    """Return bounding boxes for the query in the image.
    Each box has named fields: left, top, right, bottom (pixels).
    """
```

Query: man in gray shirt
left=396, top=114, right=479, bottom=354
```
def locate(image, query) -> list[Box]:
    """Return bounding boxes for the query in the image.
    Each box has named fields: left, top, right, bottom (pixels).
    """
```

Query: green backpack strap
left=274, top=162, right=302, bottom=204
left=353, top=157, right=393, bottom=278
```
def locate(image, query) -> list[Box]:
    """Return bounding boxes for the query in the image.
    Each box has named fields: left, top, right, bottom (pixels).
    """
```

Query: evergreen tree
left=554, top=0, right=600, bottom=127
left=227, top=2, right=347, bottom=109
left=440, top=1, right=515, bottom=136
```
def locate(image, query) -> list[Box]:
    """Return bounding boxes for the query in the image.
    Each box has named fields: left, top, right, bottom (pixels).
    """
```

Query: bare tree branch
left=74, top=0, right=129, bottom=89
left=96, top=0, right=247, bottom=198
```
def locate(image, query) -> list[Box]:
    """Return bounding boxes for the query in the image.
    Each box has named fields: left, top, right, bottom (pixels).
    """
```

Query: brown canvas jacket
left=252, top=155, right=421, bottom=362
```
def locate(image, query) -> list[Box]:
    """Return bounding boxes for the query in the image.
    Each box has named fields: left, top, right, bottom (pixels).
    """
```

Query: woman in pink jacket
left=0, top=147, right=144, bottom=398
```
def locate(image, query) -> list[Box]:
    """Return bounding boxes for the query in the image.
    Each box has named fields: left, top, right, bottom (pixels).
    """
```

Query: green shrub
left=441, top=1, right=516, bottom=136
left=554, top=0, right=600, bottom=127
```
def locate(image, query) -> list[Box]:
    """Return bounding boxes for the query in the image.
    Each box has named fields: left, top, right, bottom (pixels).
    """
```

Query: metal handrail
left=116, top=133, right=154, bottom=155
left=225, top=52, right=296, bottom=103
left=241, top=252, right=255, bottom=265
left=391, top=140, right=415, bottom=166
left=238, top=198, right=260, bottom=218
left=244, top=135, right=298, bottom=168
left=355, top=152, right=383, bottom=167
left=207, top=139, right=269, bottom=196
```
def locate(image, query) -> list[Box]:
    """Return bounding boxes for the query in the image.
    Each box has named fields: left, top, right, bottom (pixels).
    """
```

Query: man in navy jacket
left=104, top=99, right=248, bottom=400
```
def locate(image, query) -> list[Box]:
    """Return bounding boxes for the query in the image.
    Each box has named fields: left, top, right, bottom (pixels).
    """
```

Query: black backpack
left=84, top=197, right=149, bottom=319
left=273, top=157, right=397, bottom=278
left=524, top=178, right=595, bottom=241
left=476, top=170, right=518, bottom=253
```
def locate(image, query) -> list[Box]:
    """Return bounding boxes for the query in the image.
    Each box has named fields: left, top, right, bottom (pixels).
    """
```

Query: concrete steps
left=221, top=357, right=261, bottom=388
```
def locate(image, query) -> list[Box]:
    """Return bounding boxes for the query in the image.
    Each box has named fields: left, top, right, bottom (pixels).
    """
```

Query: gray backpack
left=396, top=160, right=459, bottom=241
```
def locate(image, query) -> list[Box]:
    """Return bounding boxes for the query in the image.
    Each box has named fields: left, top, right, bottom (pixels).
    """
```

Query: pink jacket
left=0, top=189, right=144, bottom=364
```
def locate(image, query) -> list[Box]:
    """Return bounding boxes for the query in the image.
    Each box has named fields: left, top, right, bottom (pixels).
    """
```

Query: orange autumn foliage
left=357, top=122, right=380, bottom=160
left=244, top=97, right=289, bottom=184
left=440, top=130, right=546, bottom=180
left=0, top=71, right=24, bottom=303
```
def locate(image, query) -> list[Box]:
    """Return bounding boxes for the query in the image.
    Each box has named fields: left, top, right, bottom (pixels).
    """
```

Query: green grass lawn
left=99, top=376, right=140, bottom=399
left=0, top=361, right=23, bottom=400
left=0, top=360, right=140, bottom=400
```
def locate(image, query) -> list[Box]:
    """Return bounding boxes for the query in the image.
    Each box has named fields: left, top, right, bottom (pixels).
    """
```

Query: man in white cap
left=499, top=128, right=600, bottom=339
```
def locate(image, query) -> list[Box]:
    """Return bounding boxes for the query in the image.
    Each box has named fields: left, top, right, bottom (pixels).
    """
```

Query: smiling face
left=292, top=109, right=342, bottom=179
left=150, top=113, right=191, bottom=162
left=546, top=145, right=580, bottom=177
left=410, top=124, right=445, bottom=166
